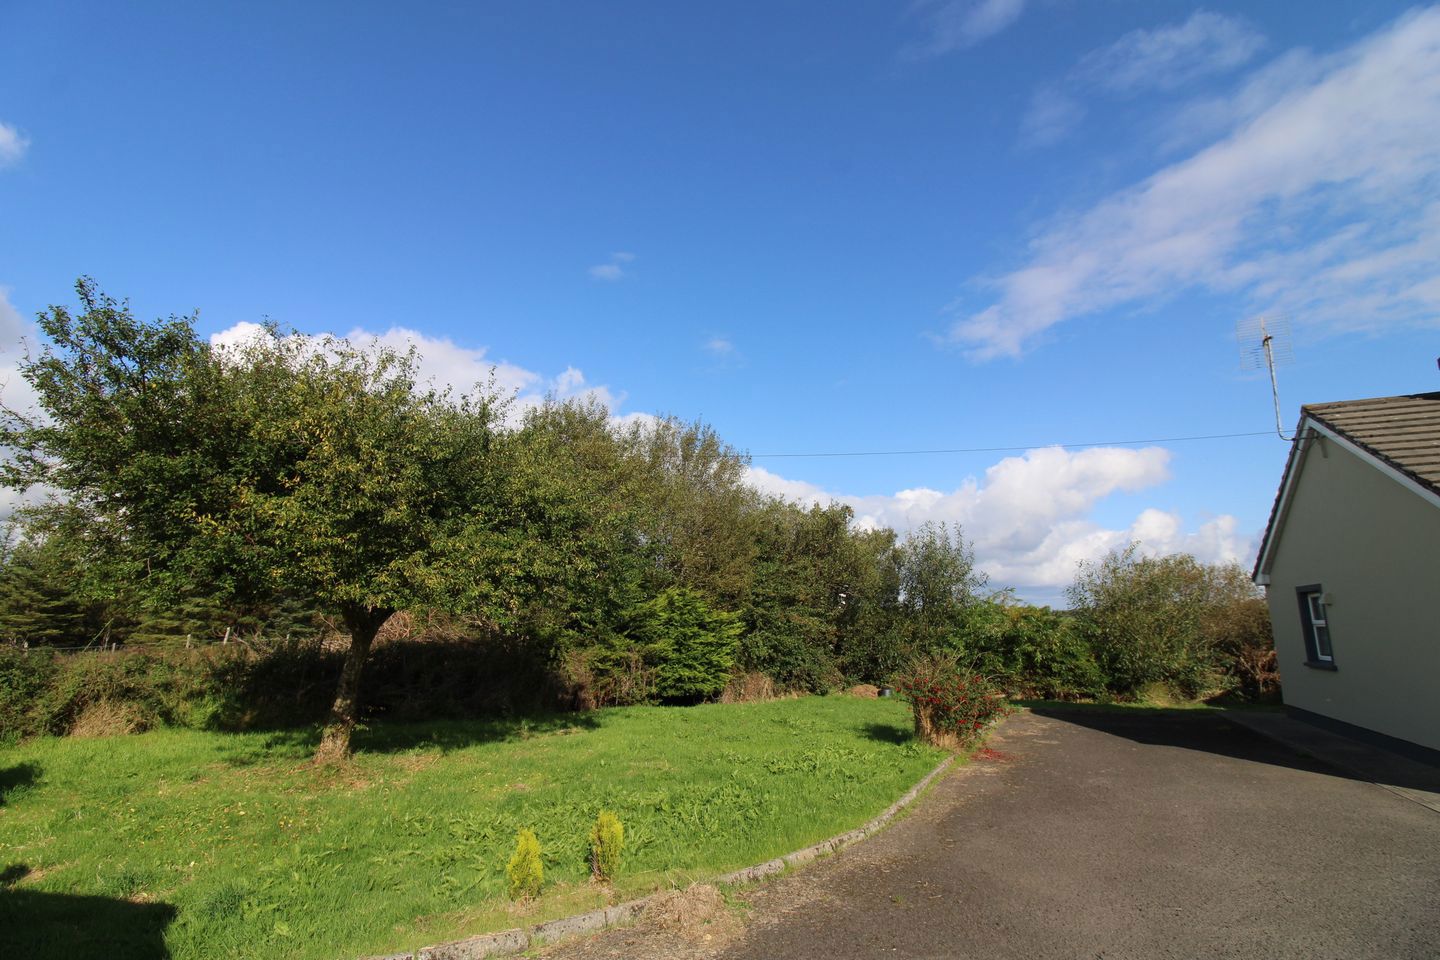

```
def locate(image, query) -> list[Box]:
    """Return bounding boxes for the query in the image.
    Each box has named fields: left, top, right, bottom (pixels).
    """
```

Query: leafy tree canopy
left=0, top=280, right=552, bottom=758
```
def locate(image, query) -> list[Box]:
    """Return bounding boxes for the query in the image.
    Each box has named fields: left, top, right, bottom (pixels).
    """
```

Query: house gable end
left=1254, top=414, right=1440, bottom=586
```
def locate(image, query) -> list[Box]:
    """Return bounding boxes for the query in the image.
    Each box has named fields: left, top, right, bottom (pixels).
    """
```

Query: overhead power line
left=749, top=430, right=1277, bottom=460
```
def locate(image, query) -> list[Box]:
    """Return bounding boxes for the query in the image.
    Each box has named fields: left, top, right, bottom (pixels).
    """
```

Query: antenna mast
left=1237, top=315, right=1294, bottom=441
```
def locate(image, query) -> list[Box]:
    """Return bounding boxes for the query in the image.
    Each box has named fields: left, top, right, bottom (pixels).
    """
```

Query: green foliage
left=616, top=416, right=757, bottom=606
left=954, top=601, right=1105, bottom=700
left=506, top=828, right=544, bottom=900
left=736, top=619, right=843, bottom=694
left=1, top=280, right=608, bottom=758
left=892, top=652, right=1010, bottom=748
left=0, top=647, right=58, bottom=742
left=35, top=649, right=225, bottom=735
left=0, top=539, right=91, bottom=647
left=741, top=502, right=900, bottom=691
left=1067, top=546, right=1271, bottom=698
left=1199, top=567, right=1279, bottom=701
left=589, top=810, right=624, bottom=882
left=5, top=279, right=1246, bottom=742
left=633, top=588, right=742, bottom=701
left=896, top=522, right=987, bottom=651
left=0, top=627, right=580, bottom=741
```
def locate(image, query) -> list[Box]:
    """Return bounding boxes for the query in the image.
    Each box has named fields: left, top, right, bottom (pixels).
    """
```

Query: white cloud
left=1079, top=11, right=1266, bottom=95
left=1156, top=47, right=1326, bottom=153
left=704, top=336, right=736, bottom=357
left=906, top=0, right=1027, bottom=58
left=0, top=286, right=23, bottom=344
left=1022, top=11, right=1264, bottom=148
left=1019, top=86, right=1086, bottom=148
left=0, top=286, right=39, bottom=420
left=0, top=121, right=29, bottom=169
left=746, top=445, right=1251, bottom=597
left=1, top=287, right=43, bottom=526
left=956, top=7, right=1440, bottom=358
left=208, top=322, right=626, bottom=425
left=588, top=251, right=635, bottom=282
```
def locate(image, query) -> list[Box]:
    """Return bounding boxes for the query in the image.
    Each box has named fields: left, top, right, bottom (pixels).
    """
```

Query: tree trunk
left=314, top=605, right=392, bottom=764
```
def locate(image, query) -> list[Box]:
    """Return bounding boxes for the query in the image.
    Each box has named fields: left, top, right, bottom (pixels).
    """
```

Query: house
left=1253, top=391, right=1440, bottom=761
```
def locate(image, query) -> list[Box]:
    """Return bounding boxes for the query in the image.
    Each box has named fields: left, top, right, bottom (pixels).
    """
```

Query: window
left=1296, top=584, right=1335, bottom=667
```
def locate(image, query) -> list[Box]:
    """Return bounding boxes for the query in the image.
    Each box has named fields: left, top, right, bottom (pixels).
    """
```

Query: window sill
left=1304, top=660, right=1338, bottom=671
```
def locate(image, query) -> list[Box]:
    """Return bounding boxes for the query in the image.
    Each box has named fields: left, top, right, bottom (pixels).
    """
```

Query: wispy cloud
left=1078, top=10, right=1266, bottom=95
left=905, top=0, right=1027, bottom=59
left=588, top=251, right=635, bottom=282
left=703, top=336, right=736, bottom=358
left=1020, top=11, right=1264, bottom=148
left=1018, top=86, right=1086, bottom=148
left=0, top=121, right=29, bottom=169
left=956, top=7, right=1440, bottom=359
left=745, top=445, right=1250, bottom=595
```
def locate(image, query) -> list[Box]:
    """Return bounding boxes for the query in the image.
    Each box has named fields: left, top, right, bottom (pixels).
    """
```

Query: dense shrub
left=1070, top=549, right=1215, bottom=698
left=1204, top=592, right=1280, bottom=701
left=1067, top=548, right=1275, bottom=700
left=560, top=639, right=654, bottom=709
left=0, top=625, right=570, bottom=740
left=953, top=602, right=1105, bottom=700
left=736, top=616, right=844, bottom=694
left=559, top=589, right=744, bottom=706
left=892, top=653, right=1009, bottom=750
left=631, top=588, right=742, bottom=701
left=0, top=647, right=58, bottom=742
left=32, top=648, right=223, bottom=735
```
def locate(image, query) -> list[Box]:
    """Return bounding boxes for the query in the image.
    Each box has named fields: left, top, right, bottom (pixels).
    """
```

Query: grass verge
left=0, top=696, right=941, bottom=960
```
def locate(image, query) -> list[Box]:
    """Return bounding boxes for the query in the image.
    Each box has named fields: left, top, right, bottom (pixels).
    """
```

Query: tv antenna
left=1237, top=314, right=1294, bottom=440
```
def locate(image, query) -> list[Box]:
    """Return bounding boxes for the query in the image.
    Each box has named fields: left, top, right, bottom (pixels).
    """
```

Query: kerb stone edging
left=361, top=752, right=957, bottom=960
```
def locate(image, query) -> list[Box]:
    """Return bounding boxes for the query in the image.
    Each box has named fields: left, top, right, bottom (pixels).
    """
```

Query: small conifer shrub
left=506, top=828, right=543, bottom=900
left=589, top=810, right=624, bottom=882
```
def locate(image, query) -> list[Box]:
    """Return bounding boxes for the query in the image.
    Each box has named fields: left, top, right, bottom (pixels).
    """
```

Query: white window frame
left=1296, top=584, right=1335, bottom=666
left=1306, top=591, right=1333, bottom=662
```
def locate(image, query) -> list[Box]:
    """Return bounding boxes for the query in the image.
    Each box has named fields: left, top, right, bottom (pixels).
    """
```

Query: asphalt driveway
left=547, top=708, right=1440, bottom=960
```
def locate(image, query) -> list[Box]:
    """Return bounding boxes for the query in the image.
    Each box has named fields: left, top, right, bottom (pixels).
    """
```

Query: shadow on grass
left=356, top=712, right=603, bottom=753
left=210, top=711, right=607, bottom=766
left=0, top=762, right=40, bottom=806
left=860, top=721, right=913, bottom=746
left=0, top=882, right=176, bottom=960
left=1028, top=705, right=1440, bottom=795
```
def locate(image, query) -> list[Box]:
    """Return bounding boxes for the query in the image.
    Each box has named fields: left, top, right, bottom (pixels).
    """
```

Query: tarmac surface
left=543, top=708, right=1440, bottom=960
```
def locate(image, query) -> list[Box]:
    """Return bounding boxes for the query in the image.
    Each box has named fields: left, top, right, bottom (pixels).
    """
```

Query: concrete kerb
left=717, top=752, right=955, bottom=884
left=361, top=752, right=958, bottom=960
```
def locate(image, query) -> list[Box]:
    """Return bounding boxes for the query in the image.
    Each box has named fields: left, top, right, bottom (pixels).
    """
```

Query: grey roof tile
left=1304, top=391, right=1440, bottom=496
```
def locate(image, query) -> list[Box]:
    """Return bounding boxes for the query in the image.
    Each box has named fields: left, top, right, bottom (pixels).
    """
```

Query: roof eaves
left=1254, top=408, right=1440, bottom=586
left=1306, top=406, right=1440, bottom=501
left=1251, top=416, right=1313, bottom=586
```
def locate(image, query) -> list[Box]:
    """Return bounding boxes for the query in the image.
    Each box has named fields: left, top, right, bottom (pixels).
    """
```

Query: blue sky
left=3, top=1, right=1438, bottom=602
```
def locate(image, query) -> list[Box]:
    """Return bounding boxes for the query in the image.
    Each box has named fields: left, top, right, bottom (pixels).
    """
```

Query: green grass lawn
left=0, top=696, right=942, bottom=960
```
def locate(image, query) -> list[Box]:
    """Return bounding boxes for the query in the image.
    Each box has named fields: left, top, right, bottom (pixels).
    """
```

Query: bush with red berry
left=893, top=653, right=1010, bottom=750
